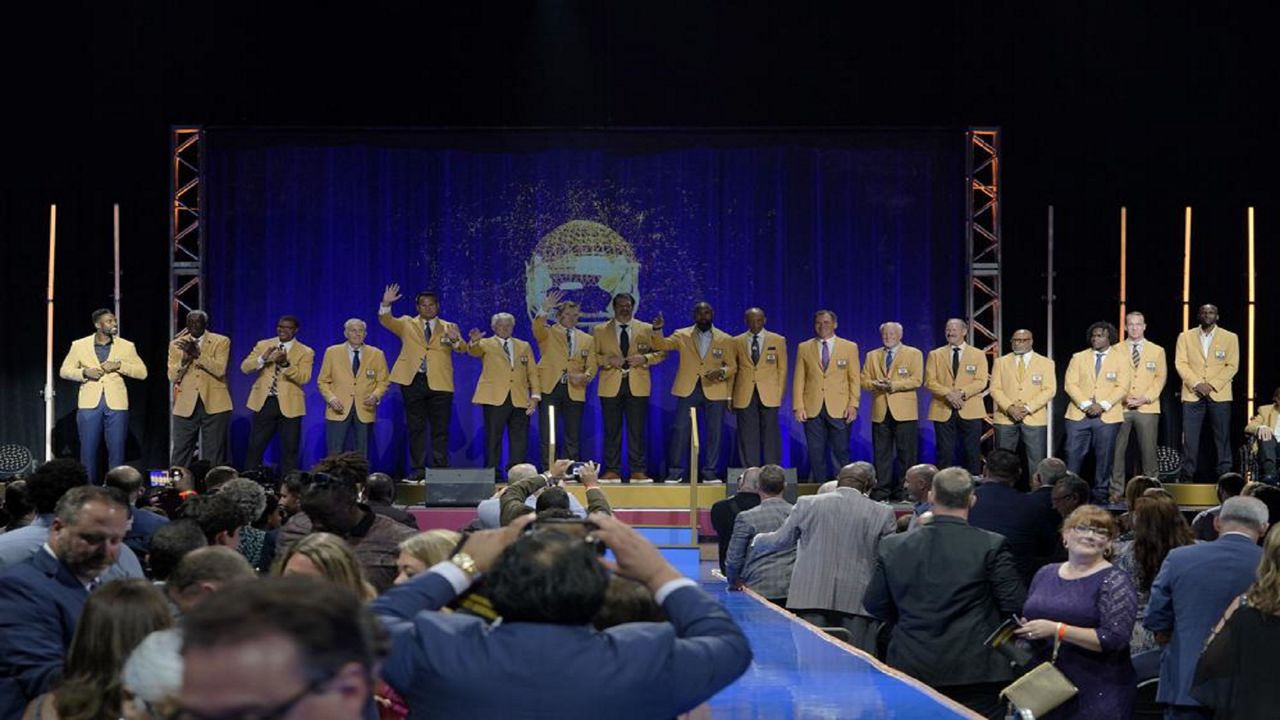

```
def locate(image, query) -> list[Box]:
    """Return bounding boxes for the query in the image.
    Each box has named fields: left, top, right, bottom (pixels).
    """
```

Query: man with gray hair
left=1030, top=456, right=1068, bottom=514
left=710, top=467, right=762, bottom=572
left=726, top=465, right=795, bottom=605
left=862, top=321, right=923, bottom=501
left=864, top=466, right=1025, bottom=717
left=751, top=461, right=895, bottom=652
left=467, top=313, right=540, bottom=479
left=317, top=317, right=390, bottom=457
left=1145, top=495, right=1268, bottom=719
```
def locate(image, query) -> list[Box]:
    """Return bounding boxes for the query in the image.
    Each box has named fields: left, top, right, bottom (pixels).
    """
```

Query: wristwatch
left=450, top=552, right=478, bottom=576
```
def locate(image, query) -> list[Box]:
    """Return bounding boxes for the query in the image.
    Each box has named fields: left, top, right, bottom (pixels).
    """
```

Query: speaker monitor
left=423, top=468, right=496, bottom=507
left=726, top=466, right=799, bottom=503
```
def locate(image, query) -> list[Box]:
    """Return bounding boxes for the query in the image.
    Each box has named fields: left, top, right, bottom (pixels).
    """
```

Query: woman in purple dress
left=1015, top=505, right=1138, bottom=719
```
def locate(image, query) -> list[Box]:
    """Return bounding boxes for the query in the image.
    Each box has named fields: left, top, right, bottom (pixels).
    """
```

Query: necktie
left=751, top=334, right=760, bottom=365
left=820, top=340, right=830, bottom=371
left=1131, top=343, right=1140, bottom=368
left=503, top=339, right=513, bottom=367
left=885, top=348, right=894, bottom=372
left=619, top=324, right=630, bottom=357
left=1016, top=355, right=1027, bottom=383
left=566, top=326, right=574, bottom=355
left=270, top=344, right=285, bottom=396
left=951, top=346, right=960, bottom=378
left=419, top=321, right=431, bottom=373
left=1095, top=351, right=1104, bottom=377
left=352, top=348, right=361, bottom=375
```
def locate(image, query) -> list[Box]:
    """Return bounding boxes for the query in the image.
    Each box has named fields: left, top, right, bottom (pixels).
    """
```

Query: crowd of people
left=0, top=455, right=751, bottom=719
left=718, top=454, right=1280, bottom=718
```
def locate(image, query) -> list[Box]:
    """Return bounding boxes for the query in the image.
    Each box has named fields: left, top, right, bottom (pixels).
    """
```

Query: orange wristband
left=1057, top=622, right=1067, bottom=640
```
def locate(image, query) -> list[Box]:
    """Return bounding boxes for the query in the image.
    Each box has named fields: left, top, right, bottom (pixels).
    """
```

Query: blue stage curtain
left=205, top=129, right=965, bottom=477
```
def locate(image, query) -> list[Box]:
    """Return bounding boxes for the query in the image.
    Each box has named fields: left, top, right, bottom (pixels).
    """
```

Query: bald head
left=507, top=464, right=539, bottom=482
left=836, top=462, right=876, bottom=493
left=104, top=465, right=146, bottom=500
left=737, top=467, right=762, bottom=493
left=904, top=464, right=937, bottom=503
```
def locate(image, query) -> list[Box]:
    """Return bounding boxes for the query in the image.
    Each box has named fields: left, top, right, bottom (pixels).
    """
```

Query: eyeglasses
left=1069, top=524, right=1112, bottom=539
left=166, top=673, right=332, bottom=720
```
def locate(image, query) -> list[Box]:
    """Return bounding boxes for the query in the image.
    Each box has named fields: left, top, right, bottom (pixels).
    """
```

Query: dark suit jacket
left=968, top=481, right=1059, bottom=584
left=864, top=516, right=1026, bottom=687
left=124, top=506, right=170, bottom=557
left=1145, top=533, right=1262, bottom=707
left=0, top=550, right=90, bottom=717
left=710, top=492, right=761, bottom=571
left=373, top=571, right=752, bottom=719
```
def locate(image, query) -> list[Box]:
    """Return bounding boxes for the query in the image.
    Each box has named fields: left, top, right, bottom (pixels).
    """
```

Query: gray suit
left=725, top=496, right=794, bottom=601
left=752, top=486, right=896, bottom=651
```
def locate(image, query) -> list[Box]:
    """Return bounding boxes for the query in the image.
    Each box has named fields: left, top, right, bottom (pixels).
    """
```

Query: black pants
left=245, top=396, right=301, bottom=474
left=538, top=381, right=584, bottom=468
left=937, top=682, right=1006, bottom=720
left=667, top=381, right=726, bottom=480
left=1182, top=398, right=1233, bottom=480
left=401, top=372, right=453, bottom=472
left=804, top=407, right=850, bottom=482
left=736, top=388, right=781, bottom=467
left=600, top=377, right=648, bottom=476
left=935, top=413, right=982, bottom=473
left=171, top=398, right=230, bottom=467
left=872, top=409, right=918, bottom=500
left=483, top=398, right=530, bottom=478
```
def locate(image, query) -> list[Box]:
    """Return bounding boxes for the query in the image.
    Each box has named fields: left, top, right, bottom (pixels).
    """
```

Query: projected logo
left=524, top=220, right=641, bottom=329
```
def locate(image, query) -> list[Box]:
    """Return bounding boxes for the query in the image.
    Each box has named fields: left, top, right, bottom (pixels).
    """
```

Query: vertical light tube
left=45, top=205, right=57, bottom=461
left=1248, top=207, right=1256, bottom=418
left=113, top=203, right=122, bottom=330
left=1119, top=207, right=1128, bottom=337
left=1183, top=207, right=1192, bottom=330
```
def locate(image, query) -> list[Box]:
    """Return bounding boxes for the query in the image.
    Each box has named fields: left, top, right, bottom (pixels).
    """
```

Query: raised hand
left=381, top=283, right=402, bottom=306
left=468, top=328, right=485, bottom=344
left=650, top=312, right=664, bottom=332
left=541, top=289, right=566, bottom=315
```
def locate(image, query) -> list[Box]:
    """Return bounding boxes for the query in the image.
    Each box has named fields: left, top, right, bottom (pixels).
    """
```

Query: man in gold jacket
left=1063, top=322, right=1132, bottom=503
left=990, top=329, right=1056, bottom=485
left=1245, top=387, right=1280, bottom=483
left=792, top=310, right=860, bottom=482
left=59, top=308, right=148, bottom=483
left=465, top=313, right=539, bottom=479
left=592, top=293, right=665, bottom=483
left=924, top=318, right=988, bottom=474
left=732, top=307, right=787, bottom=467
left=379, top=284, right=468, bottom=478
left=652, top=302, right=737, bottom=483
left=1113, top=312, right=1167, bottom=499
left=863, top=322, right=923, bottom=500
left=317, top=318, right=390, bottom=458
left=532, top=292, right=596, bottom=469
left=168, top=310, right=232, bottom=467
left=1174, top=304, right=1239, bottom=481
left=242, top=315, right=314, bottom=474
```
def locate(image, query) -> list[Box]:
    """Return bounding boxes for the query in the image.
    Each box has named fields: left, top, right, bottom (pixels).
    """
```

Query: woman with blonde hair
left=274, top=532, right=376, bottom=601
left=1193, top=528, right=1280, bottom=717
left=395, top=529, right=462, bottom=585
left=1014, top=505, right=1138, bottom=718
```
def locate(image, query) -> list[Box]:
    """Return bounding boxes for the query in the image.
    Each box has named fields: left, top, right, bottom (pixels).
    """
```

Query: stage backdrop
left=204, top=128, right=967, bottom=478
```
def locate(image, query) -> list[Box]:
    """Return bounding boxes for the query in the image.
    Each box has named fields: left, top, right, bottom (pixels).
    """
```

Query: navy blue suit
left=1144, top=533, right=1263, bottom=709
left=372, top=570, right=752, bottom=719
left=967, top=481, right=1059, bottom=584
left=0, top=550, right=91, bottom=718
left=124, top=507, right=170, bottom=557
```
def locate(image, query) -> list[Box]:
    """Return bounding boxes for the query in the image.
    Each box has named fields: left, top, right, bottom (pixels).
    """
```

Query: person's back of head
left=1218, top=495, right=1270, bottom=540
left=168, top=546, right=257, bottom=613
left=56, top=579, right=172, bottom=720
left=365, top=472, right=397, bottom=505
left=180, top=577, right=382, bottom=720
left=930, top=467, right=975, bottom=513
left=487, top=529, right=610, bottom=625
left=275, top=532, right=373, bottom=601
left=982, top=448, right=1021, bottom=486
left=181, top=494, right=244, bottom=547
left=1217, top=472, right=1247, bottom=503
left=398, top=529, right=461, bottom=571
left=758, top=465, right=787, bottom=498
left=202, top=465, right=239, bottom=492
left=216, top=478, right=268, bottom=528
left=311, top=452, right=371, bottom=490
left=148, top=519, right=208, bottom=581
left=27, top=458, right=89, bottom=515
left=506, top=463, right=539, bottom=483
left=737, top=467, right=762, bottom=494
left=3, top=480, right=33, bottom=529
left=1034, top=457, right=1068, bottom=488
left=592, top=576, right=667, bottom=630
left=1053, top=475, right=1092, bottom=517
left=1131, top=495, right=1195, bottom=592
left=1246, top=526, right=1280, bottom=615
left=535, top=486, right=571, bottom=513
left=1124, top=475, right=1163, bottom=511
left=816, top=480, right=838, bottom=495
left=104, top=465, right=146, bottom=500
left=835, top=462, right=876, bottom=493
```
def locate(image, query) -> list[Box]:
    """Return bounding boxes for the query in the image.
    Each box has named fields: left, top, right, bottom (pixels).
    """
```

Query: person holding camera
left=499, top=459, right=612, bottom=527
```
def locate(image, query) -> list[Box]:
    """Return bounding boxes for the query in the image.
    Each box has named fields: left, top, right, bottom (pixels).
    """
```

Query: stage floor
left=701, top=565, right=979, bottom=720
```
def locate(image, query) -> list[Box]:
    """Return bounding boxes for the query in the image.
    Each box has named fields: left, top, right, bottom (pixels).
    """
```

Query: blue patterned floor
left=702, top=570, right=979, bottom=720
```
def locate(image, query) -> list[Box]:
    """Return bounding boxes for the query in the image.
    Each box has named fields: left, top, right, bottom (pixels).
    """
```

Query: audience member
left=394, top=529, right=461, bottom=585
left=146, top=519, right=207, bottom=582
left=752, top=461, right=895, bottom=653
left=1028, top=457, right=1068, bottom=518
left=1190, top=472, right=1247, bottom=542
left=23, top=578, right=171, bottom=720
left=121, top=628, right=183, bottom=720
left=279, top=453, right=417, bottom=592
left=592, top=576, right=668, bottom=630
left=1241, top=483, right=1280, bottom=536
left=473, top=463, right=589, bottom=529
left=276, top=531, right=376, bottom=601
left=365, top=473, right=419, bottom=529
left=1145, top=496, right=1268, bottom=720
left=725, top=464, right=795, bottom=605
left=1117, top=475, right=1163, bottom=540
left=1015, top=505, right=1138, bottom=719
left=1111, top=495, right=1194, bottom=654
left=179, top=577, right=382, bottom=720
left=498, top=459, right=611, bottom=526
left=201, top=465, right=238, bottom=492
left=105, top=466, right=171, bottom=559
left=1192, top=526, right=1280, bottom=717
left=3, top=480, right=35, bottom=532
left=0, top=459, right=144, bottom=578
left=181, top=493, right=244, bottom=548
left=816, top=480, right=838, bottom=494
left=968, top=448, right=1059, bottom=584
left=278, top=470, right=305, bottom=521
left=710, top=467, right=762, bottom=572
left=218, top=477, right=275, bottom=571
left=372, top=513, right=751, bottom=719
left=0, top=486, right=131, bottom=717
left=165, top=546, right=256, bottom=616
left=1051, top=474, right=1091, bottom=520
left=169, top=465, right=197, bottom=494
left=902, top=463, right=937, bottom=530
left=865, top=467, right=1025, bottom=718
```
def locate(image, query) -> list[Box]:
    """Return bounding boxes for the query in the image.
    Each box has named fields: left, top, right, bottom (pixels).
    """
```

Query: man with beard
left=169, top=310, right=233, bottom=467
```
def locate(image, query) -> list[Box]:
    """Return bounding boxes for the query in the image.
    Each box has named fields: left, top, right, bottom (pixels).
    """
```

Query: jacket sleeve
left=58, top=343, right=85, bottom=382
left=844, top=344, right=861, bottom=413
left=791, top=346, right=807, bottom=413
left=0, top=577, right=68, bottom=704
left=316, top=350, right=336, bottom=401
left=499, top=476, right=547, bottom=526
left=1173, top=334, right=1194, bottom=386
left=988, top=538, right=1027, bottom=615
left=862, top=551, right=897, bottom=623
left=924, top=351, right=949, bottom=398
left=584, top=487, right=612, bottom=516
left=373, top=352, right=391, bottom=399
left=282, top=347, right=313, bottom=385
left=651, top=584, right=753, bottom=717
left=167, top=341, right=186, bottom=383
left=240, top=341, right=266, bottom=375
left=1149, top=347, right=1168, bottom=399
left=117, top=341, right=148, bottom=379
left=1063, top=354, right=1088, bottom=407
left=750, top=500, right=802, bottom=556
left=724, top=515, right=754, bottom=585
left=989, top=358, right=1012, bottom=411
left=1207, top=334, right=1240, bottom=390
left=1143, top=554, right=1176, bottom=633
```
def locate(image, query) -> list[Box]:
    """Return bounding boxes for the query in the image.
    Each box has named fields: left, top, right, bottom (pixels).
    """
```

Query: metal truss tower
left=966, top=127, right=1001, bottom=442
left=169, top=126, right=204, bottom=453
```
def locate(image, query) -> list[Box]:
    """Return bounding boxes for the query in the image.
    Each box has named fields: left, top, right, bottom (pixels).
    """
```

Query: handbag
left=999, top=632, right=1079, bottom=717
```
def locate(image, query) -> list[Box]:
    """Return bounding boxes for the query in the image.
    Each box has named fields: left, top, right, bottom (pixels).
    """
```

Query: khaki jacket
left=467, top=336, right=538, bottom=408
left=732, top=331, right=788, bottom=409
left=924, top=344, right=988, bottom=421
left=317, top=344, right=390, bottom=422
left=1118, top=340, right=1167, bottom=414
left=60, top=335, right=148, bottom=410
left=651, top=326, right=737, bottom=401
left=1174, top=327, right=1239, bottom=402
left=1063, top=347, right=1131, bottom=424
left=989, top=352, right=1056, bottom=426
left=861, top=344, right=923, bottom=423
left=591, top=319, right=665, bottom=398
left=792, top=337, right=861, bottom=419
left=168, top=332, right=233, bottom=417
left=240, top=339, right=314, bottom=418
left=532, top=319, right=597, bottom=401
left=379, top=311, right=468, bottom=391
